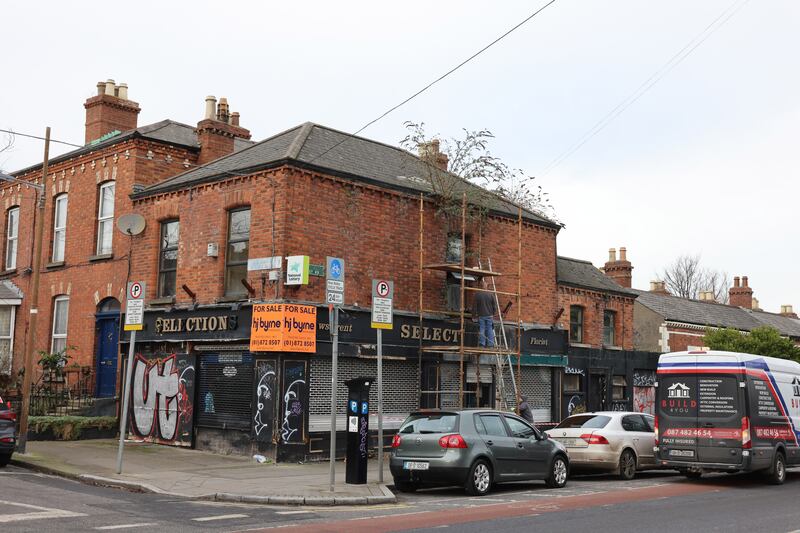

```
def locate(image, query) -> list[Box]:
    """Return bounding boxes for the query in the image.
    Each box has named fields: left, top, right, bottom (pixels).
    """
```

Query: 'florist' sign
left=250, top=303, right=317, bottom=353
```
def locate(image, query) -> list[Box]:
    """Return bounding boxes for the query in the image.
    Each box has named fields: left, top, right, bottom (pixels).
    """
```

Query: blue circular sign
left=329, top=259, right=342, bottom=279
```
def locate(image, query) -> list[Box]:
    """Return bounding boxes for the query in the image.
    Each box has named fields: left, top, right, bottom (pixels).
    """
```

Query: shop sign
left=250, top=303, right=317, bottom=353
left=286, top=255, right=310, bottom=285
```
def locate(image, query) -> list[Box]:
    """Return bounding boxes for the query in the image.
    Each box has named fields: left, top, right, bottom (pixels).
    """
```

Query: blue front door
left=96, top=315, right=120, bottom=398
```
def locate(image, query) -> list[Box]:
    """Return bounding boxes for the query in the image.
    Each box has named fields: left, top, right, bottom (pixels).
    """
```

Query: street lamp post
left=1, top=127, right=50, bottom=454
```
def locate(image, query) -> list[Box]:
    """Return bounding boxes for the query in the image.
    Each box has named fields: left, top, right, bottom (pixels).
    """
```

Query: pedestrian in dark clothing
left=472, top=278, right=498, bottom=348
left=519, top=395, right=534, bottom=424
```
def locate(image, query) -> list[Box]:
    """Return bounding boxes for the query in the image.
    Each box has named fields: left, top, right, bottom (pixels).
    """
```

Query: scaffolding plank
left=420, top=345, right=520, bottom=355
left=422, top=263, right=502, bottom=277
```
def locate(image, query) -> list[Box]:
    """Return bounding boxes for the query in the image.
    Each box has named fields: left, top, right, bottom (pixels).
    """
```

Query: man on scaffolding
left=471, top=277, right=498, bottom=348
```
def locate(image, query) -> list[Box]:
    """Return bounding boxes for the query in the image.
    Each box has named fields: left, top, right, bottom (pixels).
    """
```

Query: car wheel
left=684, top=470, right=702, bottom=480
left=465, top=459, right=492, bottom=496
left=619, top=449, right=636, bottom=480
left=394, top=480, right=419, bottom=493
left=766, top=451, right=786, bottom=485
left=0, top=454, right=10, bottom=467
left=545, top=455, right=569, bottom=488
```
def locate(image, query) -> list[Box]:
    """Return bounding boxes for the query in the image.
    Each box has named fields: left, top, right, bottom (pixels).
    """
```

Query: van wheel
left=619, top=449, right=636, bottom=480
left=545, top=455, right=568, bottom=488
left=684, top=470, right=702, bottom=480
left=766, top=451, right=786, bottom=485
left=465, top=459, right=492, bottom=496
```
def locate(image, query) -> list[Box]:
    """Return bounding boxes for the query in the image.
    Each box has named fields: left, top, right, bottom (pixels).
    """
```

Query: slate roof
left=632, top=289, right=763, bottom=331
left=556, top=256, right=637, bottom=297
left=12, top=120, right=254, bottom=177
left=747, top=310, right=800, bottom=339
left=0, top=280, right=23, bottom=303
left=132, top=122, right=560, bottom=228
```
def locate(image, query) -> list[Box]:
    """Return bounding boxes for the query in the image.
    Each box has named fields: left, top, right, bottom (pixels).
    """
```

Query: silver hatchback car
left=545, top=411, right=657, bottom=480
left=390, top=409, right=569, bottom=496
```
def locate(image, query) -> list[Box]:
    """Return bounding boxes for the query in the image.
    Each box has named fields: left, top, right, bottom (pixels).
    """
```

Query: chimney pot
left=96, top=81, right=106, bottom=96
left=204, top=96, right=217, bottom=120
left=608, top=248, right=616, bottom=262
left=217, top=97, right=230, bottom=123
left=105, top=79, right=116, bottom=96
left=118, top=83, right=128, bottom=100
left=231, top=112, right=240, bottom=126
left=742, top=276, right=749, bottom=287
left=734, top=276, right=740, bottom=288
left=619, top=247, right=627, bottom=261
left=650, top=281, right=658, bottom=291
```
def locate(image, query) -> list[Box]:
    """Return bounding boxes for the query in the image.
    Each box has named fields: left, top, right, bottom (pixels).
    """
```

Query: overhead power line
left=307, top=0, right=558, bottom=164
left=540, top=0, right=752, bottom=176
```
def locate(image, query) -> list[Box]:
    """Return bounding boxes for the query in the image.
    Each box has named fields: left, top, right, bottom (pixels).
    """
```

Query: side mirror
left=536, top=432, right=548, bottom=441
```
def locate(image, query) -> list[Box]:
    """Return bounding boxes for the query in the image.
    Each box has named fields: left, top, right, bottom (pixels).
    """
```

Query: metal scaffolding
left=418, top=192, right=523, bottom=412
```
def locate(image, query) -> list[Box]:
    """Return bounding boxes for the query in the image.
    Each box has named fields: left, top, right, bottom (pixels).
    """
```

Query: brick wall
left=131, top=165, right=560, bottom=324
left=557, top=286, right=635, bottom=350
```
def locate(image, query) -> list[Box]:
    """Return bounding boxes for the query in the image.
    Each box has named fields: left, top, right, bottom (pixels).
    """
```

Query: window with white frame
left=51, top=296, right=69, bottom=354
left=0, top=306, right=14, bottom=374
left=5, top=207, right=19, bottom=270
left=96, top=182, right=115, bottom=255
left=52, top=194, right=68, bottom=262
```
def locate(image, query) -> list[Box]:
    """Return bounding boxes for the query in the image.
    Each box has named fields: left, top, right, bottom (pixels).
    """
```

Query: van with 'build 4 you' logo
left=655, top=350, right=800, bottom=484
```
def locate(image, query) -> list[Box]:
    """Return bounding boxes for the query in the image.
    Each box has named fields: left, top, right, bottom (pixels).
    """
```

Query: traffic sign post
left=371, top=279, right=393, bottom=483
left=117, top=281, right=146, bottom=474
left=326, top=258, right=345, bottom=491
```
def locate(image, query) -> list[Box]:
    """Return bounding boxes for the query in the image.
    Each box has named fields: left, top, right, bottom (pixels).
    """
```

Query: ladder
left=479, top=258, right=519, bottom=411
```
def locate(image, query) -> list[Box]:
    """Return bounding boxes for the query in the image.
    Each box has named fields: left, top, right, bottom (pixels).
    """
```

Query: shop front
left=558, top=346, right=659, bottom=421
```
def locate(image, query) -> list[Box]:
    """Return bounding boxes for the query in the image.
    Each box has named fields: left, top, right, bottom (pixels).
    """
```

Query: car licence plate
left=669, top=449, right=695, bottom=457
left=557, top=437, right=585, bottom=448
left=403, top=461, right=429, bottom=470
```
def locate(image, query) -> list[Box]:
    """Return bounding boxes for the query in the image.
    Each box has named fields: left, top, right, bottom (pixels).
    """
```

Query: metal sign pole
left=116, top=329, right=136, bottom=474
left=377, top=327, right=384, bottom=483
left=329, top=306, right=339, bottom=492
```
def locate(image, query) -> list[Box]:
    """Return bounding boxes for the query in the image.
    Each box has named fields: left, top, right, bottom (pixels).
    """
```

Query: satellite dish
left=117, top=213, right=146, bottom=236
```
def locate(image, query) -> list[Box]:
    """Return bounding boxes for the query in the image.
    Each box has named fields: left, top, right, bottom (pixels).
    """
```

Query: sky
left=1, top=0, right=797, bottom=313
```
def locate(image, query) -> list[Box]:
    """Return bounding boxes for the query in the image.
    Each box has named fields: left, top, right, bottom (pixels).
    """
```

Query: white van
left=655, top=350, right=800, bottom=484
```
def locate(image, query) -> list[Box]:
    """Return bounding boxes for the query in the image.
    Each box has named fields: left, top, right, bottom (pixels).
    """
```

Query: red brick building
left=2, top=80, right=251, bottom=399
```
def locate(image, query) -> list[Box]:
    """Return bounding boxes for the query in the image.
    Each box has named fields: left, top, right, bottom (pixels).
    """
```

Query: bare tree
left=400, top=122, right=558, bottom=223
left=659, top=254, right=730, bottom=302
left=0, top=130, right=15, bottom=171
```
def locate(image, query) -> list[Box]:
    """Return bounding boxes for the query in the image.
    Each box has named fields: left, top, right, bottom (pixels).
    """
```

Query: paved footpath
left=12, top=439, right=394, bottom=505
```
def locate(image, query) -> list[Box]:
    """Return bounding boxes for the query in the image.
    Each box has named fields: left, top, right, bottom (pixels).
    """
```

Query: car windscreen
left=399, top=413, right=459, bottom=434
left=555, top=414, right=611, bottom=429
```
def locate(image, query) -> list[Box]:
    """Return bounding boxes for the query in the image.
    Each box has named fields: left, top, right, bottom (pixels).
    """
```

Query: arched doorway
left=95, top=297, right=121, bottom=398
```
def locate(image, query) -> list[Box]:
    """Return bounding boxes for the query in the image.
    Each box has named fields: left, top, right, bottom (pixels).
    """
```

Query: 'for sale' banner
left=250, top=303, right=317, bottom=353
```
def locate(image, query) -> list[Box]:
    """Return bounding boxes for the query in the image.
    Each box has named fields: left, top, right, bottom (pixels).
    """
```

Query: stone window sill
left=604, top=345, right=623, bottom=351
left=1, top=268, right=16, bottom=276
left=569, top=342, right=592, bottom=348
left=89, top=253, right=113, bottom=262
left=149, top=296, right=175, bottom=306
left=46, top=261, right=65, bottom=270
left=216, top=295, right=248, bottom=303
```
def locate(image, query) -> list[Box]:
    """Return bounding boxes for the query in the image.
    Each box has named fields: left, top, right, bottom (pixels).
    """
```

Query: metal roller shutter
left=196, top=353, right=254, bottom=430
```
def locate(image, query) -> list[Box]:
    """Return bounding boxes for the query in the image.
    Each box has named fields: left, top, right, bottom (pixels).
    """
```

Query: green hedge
left=29, top=416, right=117, bottom=440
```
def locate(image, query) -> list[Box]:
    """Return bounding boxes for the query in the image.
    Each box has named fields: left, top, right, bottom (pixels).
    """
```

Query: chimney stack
left=418, top=139, right=449, bottom=171
left=650, top=280, right=669, bottom=295
left=84, top=79, right=140, bottom=144
left=780, top=305, right=798, bottom=319
left=196, top=95, right=251, bottom=165
left=698, top=291, right=716, bottom=302
left=603, top=246, right=633, bottom=288
left=729, top=275, right=754, bottom=309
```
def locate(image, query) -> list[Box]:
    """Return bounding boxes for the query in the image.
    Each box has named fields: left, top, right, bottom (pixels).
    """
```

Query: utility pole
left=16, top=127, right=49, bottom=454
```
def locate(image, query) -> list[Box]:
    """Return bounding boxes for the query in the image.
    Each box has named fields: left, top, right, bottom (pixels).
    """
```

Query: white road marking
left=0, top=499, right=87, bottom=523
left=276, top=510, right=313, bottom=515
left=192, top=513, right=249, bottom=522
left=94, top=523, right=157, bottom=530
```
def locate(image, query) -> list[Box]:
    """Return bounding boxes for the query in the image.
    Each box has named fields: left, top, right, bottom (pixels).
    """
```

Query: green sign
left=309, top=264, right=325, bottom=277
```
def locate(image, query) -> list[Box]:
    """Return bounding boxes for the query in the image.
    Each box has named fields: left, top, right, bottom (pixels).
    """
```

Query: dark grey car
left=390, top=409, right=569, bottom=495
left=0, top=396, right=15, bottom=467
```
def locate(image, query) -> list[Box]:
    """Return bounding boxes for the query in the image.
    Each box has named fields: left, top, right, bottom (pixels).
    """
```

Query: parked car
left=545, top=411, right=657, bottom=480
left=390, top=409, right=569, bottom=496
left=0, top=396, right=16, bottom=467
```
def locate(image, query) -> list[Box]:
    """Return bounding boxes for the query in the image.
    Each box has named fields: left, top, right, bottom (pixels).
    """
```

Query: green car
left=390, top=409, right=569, bottom=496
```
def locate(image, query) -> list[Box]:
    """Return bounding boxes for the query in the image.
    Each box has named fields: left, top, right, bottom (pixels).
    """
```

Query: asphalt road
left=3, top=464, right=800, bottom=532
